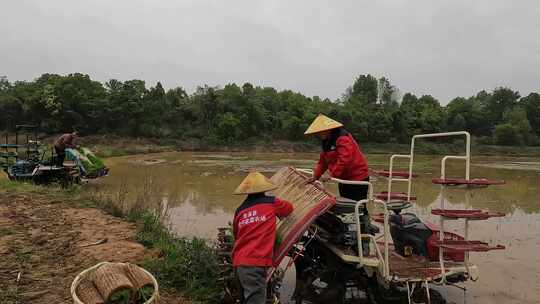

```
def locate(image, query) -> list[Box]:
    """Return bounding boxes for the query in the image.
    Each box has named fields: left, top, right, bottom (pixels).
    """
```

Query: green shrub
left=494, top=123, right=523, bottom=146
left=135, top=212, right=221, bottom=303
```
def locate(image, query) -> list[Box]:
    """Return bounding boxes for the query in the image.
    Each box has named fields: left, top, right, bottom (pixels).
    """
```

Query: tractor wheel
left=412, top=287, right=446, bottom=304
left=293, top=240, right=346, bottom=304
left=366, top=281, right=406, bottom=304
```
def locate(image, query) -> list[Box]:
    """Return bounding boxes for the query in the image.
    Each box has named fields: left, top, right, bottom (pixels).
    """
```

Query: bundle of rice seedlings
left=82, top=147, right=105, bottom=168
left=66, top=147, right=106, bottom=177
left=76, top=278, right=104, bottom=304
left=92, top=263, right=134, bottom=304
left=123, top=263, right=155, bottom=303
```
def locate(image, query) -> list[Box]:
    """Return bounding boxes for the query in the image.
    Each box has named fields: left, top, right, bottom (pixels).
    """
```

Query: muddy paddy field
left=104, top=152, right=540, bottom=303
left=1, top=151, right=540, bottom=303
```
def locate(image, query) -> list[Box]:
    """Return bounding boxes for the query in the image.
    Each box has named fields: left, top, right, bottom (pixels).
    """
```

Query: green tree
left=446, top=96, right=489, bottom=135
left=1, top=72, right=539, bottom=148
left=485, top=87, right=520, bottom=125
left=215, top=112, right=242, bottom=143
left=494, top=124, right=522, bottom=145
left=502, top=106, right=532, bottom=144
left=396, top=93, right=444, bottom=140
left=350, top=74, right=378, bottom=104
left=521, top=93, right=540, bottom=136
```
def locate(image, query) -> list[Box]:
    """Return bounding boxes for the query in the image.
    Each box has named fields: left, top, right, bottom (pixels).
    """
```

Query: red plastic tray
left=371, top=213, right=385, bottom=224
left=434, top=240, right=505, bottom=252
left=418, top=268, right=449, bottom=279
left=374, top=191, right=417, bottom=201
left=432, top=178, right=505, bottom=186
left=431, top=209, right=505, bottom=219
left=371, top=169, right=418, bottom=178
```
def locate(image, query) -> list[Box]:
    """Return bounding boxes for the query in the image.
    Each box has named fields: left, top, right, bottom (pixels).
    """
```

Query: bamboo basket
left=71, top=262, right=159, bottom=304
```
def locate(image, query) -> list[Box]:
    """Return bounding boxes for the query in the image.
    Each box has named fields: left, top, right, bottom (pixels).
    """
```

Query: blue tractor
left=1, top=125, right=80, bottom=186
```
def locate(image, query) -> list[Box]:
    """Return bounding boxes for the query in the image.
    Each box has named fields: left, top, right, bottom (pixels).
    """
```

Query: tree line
left=0, top=73, right=539, bottom=146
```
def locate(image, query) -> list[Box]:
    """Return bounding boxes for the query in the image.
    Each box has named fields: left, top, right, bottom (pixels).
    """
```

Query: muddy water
left=99, top=152, right=540, bottom=304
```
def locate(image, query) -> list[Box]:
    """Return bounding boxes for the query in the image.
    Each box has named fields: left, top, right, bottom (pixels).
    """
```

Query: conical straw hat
left=304, top=114, right=343, bottom=135
left=234, top=172, right=278, bottom=195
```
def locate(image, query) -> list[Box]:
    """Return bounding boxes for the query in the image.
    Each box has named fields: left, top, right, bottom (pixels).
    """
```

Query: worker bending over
left=53, top=131, right=78, bottom=167
left=304, top=114, right=372, bottom=254
left=304, top=114, right=370, bottom=201
left=232, top=172, right=293, bottom=304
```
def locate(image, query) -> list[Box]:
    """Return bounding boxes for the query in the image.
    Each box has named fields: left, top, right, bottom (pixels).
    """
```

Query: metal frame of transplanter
left=301, top=131, right=505, bottom=303
left=1, top=125, right=40, bottom=167
left=309, top=131, right=499, bottom=304
left=406, top=131, right=471, bottom=282
left=380, top=131, right=506, bottom=303
left=380, top=132, right=473, bottom=300
left=297, top=169, right=390, bottom=277
left=301, top=131, right=472, bottom=275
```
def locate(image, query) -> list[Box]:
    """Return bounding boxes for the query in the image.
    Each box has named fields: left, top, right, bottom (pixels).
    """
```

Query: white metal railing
left=386, top=154, right=413, bottom=201
left=298, top=168, right=391, bottom=278
left=408, top=131, right=471, bottom=199
left=380, top=131, right=472, bottom=284
left=298, top=131, right=473, bottom=282
left=312, top=173, right=376, bottom=268
left=407, top=131, right=472, bottom=284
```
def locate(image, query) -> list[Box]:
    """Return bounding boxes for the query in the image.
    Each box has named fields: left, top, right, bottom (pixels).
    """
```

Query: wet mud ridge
left=0, top=192, right=186, bottom=304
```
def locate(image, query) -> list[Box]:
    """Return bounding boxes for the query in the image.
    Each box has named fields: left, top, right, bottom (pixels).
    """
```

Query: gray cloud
left=1, top=0, right=539, bottom=103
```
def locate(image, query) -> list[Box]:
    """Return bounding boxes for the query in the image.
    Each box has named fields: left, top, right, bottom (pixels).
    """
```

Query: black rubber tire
left=293, top=240, right=346, bottom=304
left=412, top=287, right=447, bottom=304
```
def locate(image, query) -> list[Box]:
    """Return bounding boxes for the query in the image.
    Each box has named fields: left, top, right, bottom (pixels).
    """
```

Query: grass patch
left=0, top=179, right=92, bottom=211
left=0, top=178, right=82, bottom=195
left=85, top=174, right=222, bottom=303
left=135, top=212, right=221, bottom=303
left=0, top=179, right=46, bottom=193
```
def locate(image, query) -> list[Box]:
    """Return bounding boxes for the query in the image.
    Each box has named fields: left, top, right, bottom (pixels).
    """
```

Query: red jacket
left=232, top=194, right=293, bottom=267
left=314, top=132, right=369, bottom=181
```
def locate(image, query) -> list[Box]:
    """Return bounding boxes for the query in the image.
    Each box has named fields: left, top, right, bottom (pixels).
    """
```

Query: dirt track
left=0, top=191, right=187, bottom=304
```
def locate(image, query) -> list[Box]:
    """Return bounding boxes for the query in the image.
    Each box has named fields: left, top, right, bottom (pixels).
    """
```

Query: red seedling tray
left=374, top=191, right=417, bottom=201
left=434, top=240, right=505, bottom=252
left=371, top=169, right=418, bottom=178
left=431, top=209, right=505, bottom=219
left=371, top=213, right=385, bottom=224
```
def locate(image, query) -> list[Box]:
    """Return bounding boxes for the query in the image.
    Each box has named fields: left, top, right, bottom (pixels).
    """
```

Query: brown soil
left=0, top=191, right=188, bottom=304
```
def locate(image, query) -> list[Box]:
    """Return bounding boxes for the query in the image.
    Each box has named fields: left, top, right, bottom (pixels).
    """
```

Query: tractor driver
left=304, top=114, right=372, bottom=253
left=304, top=114, right=370, bottom=202
left=232, top=172, right=293, bottom=304
left=53, top=131, right=78, bottom=167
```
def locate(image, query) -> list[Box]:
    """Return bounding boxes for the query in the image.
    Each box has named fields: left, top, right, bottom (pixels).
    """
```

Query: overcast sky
left=1, top=0, right=539, bottom=103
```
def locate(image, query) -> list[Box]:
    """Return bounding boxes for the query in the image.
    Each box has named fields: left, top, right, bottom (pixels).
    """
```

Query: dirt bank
left=0, top=191, right=187, bottom=304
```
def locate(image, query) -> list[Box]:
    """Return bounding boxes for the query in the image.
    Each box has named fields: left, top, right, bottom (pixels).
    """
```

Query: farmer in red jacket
left=304, top=114, right=372, bottom=254
left=232, top=172, right=293, bottom=304
left=304, top=114, right=370, bottom=200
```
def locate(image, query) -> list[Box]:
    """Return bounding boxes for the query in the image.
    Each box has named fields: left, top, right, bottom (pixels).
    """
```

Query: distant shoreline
left=68, top=134, right=540, bottom=158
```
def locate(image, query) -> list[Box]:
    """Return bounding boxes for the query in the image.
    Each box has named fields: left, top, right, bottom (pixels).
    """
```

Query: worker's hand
left=304, top=177, right=319, bottom=185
